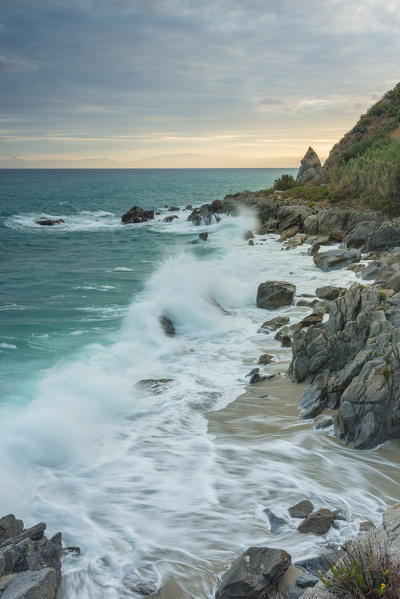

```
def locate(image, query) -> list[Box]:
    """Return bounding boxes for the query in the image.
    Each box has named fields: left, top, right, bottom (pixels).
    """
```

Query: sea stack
left=296, top=146, right=321, bottom=183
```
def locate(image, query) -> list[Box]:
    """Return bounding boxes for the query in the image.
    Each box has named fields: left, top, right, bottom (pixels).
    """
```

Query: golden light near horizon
left=1, top=1, right=400, bottom=167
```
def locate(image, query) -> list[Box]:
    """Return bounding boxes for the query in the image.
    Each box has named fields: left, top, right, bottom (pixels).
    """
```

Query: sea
left=0, top=168, right=399, bottom=599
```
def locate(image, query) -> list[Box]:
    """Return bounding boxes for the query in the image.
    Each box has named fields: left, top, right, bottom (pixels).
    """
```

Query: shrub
left=320, top=533, right=400, bottom=598
left=282, top=184, right=330, bottom=202
left=274, top=174, right=296, bottom=191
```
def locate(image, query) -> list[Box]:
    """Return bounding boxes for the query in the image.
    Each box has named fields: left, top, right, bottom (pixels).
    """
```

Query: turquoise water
left=1, top=168, right=398, bottom=599
left=0, top=168, right=295, bottom=400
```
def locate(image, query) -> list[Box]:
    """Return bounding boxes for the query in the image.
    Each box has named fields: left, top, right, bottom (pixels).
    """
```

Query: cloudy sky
left=1, top=0, right=400, bottom=167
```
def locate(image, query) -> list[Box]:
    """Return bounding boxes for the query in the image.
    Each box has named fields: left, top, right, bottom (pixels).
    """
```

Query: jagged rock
left=313, top=249, right=361, bottom=271
left=187, top=199, right=223, bottom=226
left=199, top=232, right=208, bottom=241
left=36, top=219, right=64, bottom=226
left=256, top=281, right=296, bottom=309
left=298, top=509, right=334, bottom=535
left=168, top=206, right=180, bottom=211
left=296, top=573, right=319, bottom=588
left=163, top=215, right=178, bottom=223
left=1, top=568, right=57, bottom=599
left=121, top=206, right=154, bottom=224
left=215, top=547, right=291, bottom=599
left=300, top=313, right=324, bottom=328
left=296, top=147, right=322, bottom=183
left=344, top=221, right=378, bottom=249
left=315, top=286, right=344, bottom=301
left=0, top=517, right=23, bottom=543
left=159, top=316, right=175, bottom=337
left=289, top=500, right=314, bottom=519
left=361, top=260, right=389, bottom=280
left=259, top=316, right=290, bottom=332
left=258, top=353, right=274, bottom=365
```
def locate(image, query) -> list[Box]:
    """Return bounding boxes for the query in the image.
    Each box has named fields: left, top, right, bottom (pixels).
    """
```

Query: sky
left=0, top=0, right=400, bottom=167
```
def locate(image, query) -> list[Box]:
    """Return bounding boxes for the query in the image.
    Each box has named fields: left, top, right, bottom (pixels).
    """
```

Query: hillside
left=275, top=82, right=400, bottom=214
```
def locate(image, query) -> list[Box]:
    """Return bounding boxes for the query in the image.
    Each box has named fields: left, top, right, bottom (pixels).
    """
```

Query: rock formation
left=296, top=147, right=321, bottom=183
left=121, top=205, right=155, bottom=224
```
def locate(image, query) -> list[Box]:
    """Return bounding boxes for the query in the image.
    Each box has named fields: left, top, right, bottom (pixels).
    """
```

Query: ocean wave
left=3, top=210, right=122, bottom=232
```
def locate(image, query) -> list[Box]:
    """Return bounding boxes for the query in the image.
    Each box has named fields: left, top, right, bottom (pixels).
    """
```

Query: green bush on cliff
left=273, top=174, right=296, bottom=190
left=329, top=139, right=400, bottom=213
left=282, top=184, right=330, bottom=202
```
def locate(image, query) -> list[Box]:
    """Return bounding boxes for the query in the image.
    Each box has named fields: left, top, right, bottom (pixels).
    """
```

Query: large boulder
left=297, top=509, right=334, bottom=535
left=296, top=147, right=321, bottom=183
left=256, top=281, right=296, bottom=310
left=187, top=199, right=224, bottom=226
left=366, top=223, right=400, bottom=251
left=313, top=249, right=361, bottom=271
left=36, top=219, right=64, bottom=226
left=315, top=286, right=344, bottom=301
left=1, top=568, right=58, bottom=599
left=215, top=547, right=291, bottom=599
left=121, top=206, right=154, bottom=224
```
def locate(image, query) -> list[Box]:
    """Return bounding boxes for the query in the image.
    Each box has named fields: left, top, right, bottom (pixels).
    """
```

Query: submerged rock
left=215, top=546, right=291, bottom=599
left=121, top=206, right=155, bottom=224
left=258, top=353, right=274, bottom=365
left=256, top=281, right=296, bottom=310
left=159, top=316, right=176, bottom=336
left=36, top=219, right=64, bottom=226
left=247, top=368, right=267, bottom=385
left=296, top=147, right=321, bottom=183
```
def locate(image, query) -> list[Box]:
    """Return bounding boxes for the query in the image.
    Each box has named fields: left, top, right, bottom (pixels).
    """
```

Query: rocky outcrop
left=215, top=547, right=291, bottom=599
left=187, top=199, right=224, bottom=226
left=297, top=509, right=334, bottom=535
left=290, top=282, right=400, bottom=448
left=0, top=515, right=62, bottom=599
left=121, top=205, right=155, bottom=224
left=256, top=282, right=296, bottom=310
left=296, top=147, right=321, bottom=183
left=313, top=249, right=361, bottom=271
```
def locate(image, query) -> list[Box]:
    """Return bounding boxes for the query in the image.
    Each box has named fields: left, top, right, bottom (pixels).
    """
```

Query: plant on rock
left=274, top=174, right=296, bottom=190
left=320, top=534, right=400, bottom=598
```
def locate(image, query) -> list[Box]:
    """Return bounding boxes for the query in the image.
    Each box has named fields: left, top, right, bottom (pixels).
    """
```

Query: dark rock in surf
left=160, top=316, right=176, bottom=337
left=36, top=219, right=64, bottom=226
left=247, top=368, right=267, bottom=385
left=163, top=215, right=178, bottom=223
left=289, top=500, right=314, bottom=519
left=199, top=232, right=208, bottom=241
left=258, top=353, right=273, bottom=365
left=259, top=316, right=290, bottom=332
left=256, top=281, right=296, bottom=310
left=215, top=546, right=291, bottom=599
left=187, top=199, right=224, bottom=226
left=121, top=206, right=155, bottom=224
left=264, top=509, right=287, bottom=533
left=168, top=206, right=180, bottom=211
left=297, top=509, right=334, bottom=534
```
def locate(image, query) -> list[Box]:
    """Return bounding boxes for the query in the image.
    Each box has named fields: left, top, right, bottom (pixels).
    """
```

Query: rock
left=347, top=263, right=365, bottom=273
left=296, top=573, right=319, bottom=588
left=313, top=249, right=361, bottom=271
left=62, top=547, right=80, bottom=555
left=129, top=582, right=158, bottom=595
left=215, top=546, right=291, bottom=599
left=264, top=509, right=287, bottom=533
left=168, top=206, right=180, bottom=211
left=121, top=206, right=154, bottom=224
left=366, top=223, right=400, bottom=251
left=315, top=286, right=344, bottom=301
left=283, top=583, right=305, bottom=599
left=256, top=281, right=296, bottom=309
left=359, top=521, right=375, bottom=532
left=163, top=215, right=178, bottom=223
left=248, top=239, right=254, bottom=246
left=1, top=568, right=57, bottom=599
left=280, top=226, right=300, bottom=242
left=159, top=316, right=175, bottom=337
left=244, top=230, right=254, bottom=240
left=259, top=316, right=290, bottom=332
left=247, top=368, right=267, bottom=385
left=136, top=379, right=173, bottom=392
left=187, top=199, right=223, bottom=226
left=0, top=524, right=46, bottom=549
left=332, top=509, right=346, bottom=521
left=300, top=313, right=324, bottom=328
left=36, top=219, right=64, bottom=226
left=0, top=517, right=23, bottom=542
left=361, top=260, right=389, bottom=280
left=310, top=243, right=320, bottom=256
left=295, top=550, right=344, bottom=576
left=185, top=204, right=193, bottom=210
left=344, top=221, right=378, bottom=249
left=289, top=500, right=314, bottom=519
left=296, top=147, right=322, bottom=183
left=297, top=509, right=334, bottom=534
left=199, top=232, right=208, bottom=241
left=258, top=353, right=274, bottom=365
left=314, top=415, right=334, bottom=429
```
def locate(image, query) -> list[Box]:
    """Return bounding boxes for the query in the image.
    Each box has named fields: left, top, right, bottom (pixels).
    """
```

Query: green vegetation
left=379, top=291, right=387, bottom=301
left=273, top=173, right=296, bottom=190
left=320, top=534, right=400, bottom=598
left=282, top=184, right=330, bottom=202
left=384, top=367, right=392, bottom=381
left=328, top=82, right=400, bottom=214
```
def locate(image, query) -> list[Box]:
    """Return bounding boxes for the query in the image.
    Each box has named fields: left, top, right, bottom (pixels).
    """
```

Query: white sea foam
left=0, top=211, right=397, bottom=599
left=4, top=210, right=122, bottom=232
left=0, top=342, right=17, bottom=349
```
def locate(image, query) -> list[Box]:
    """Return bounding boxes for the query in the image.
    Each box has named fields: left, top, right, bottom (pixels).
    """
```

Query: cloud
left=0, top=55, right=37, bottom=71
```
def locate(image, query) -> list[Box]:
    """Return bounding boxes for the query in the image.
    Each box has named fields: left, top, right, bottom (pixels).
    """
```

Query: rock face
left=187, top=199, right=224, bottom=226
left=215, top=546, right=291, bottom=599
left=296, top=147, right=322, bottom=183
left=290, top=282, right=400, bottom=448
left=256, top=281, right=296, bottom=310
left=0, top=515, right=62, bottom=599
left=121, top=205, right=155, bottom=224
left=313, top=249, right=361, bottom=271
